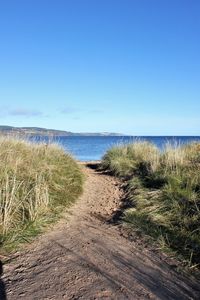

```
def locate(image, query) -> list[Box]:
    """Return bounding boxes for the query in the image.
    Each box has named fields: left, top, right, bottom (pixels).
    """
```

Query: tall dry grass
left=0, top=136, right=83, bottom=252
left=102, top=141, right=200, bottom=267
left=102, top=141, right=160, bottom=177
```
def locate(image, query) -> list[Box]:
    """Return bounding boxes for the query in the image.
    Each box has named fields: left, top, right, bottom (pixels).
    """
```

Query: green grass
left=0, top=136, right=83, bottom=254
left=102, top=141, right=200, bottom=268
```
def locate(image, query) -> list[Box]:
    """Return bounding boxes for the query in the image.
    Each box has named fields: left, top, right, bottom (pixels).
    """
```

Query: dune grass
left=102, top=141, right=200, bottom=267
left=0, top=136, right=83, bottom=253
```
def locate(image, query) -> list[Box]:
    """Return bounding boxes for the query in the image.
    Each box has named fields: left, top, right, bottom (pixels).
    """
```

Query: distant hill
left=0, top=126, right=123, bottom=136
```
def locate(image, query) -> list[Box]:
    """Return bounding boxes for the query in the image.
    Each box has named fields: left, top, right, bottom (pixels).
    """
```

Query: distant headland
left=0, top=125, right=123, bottom=136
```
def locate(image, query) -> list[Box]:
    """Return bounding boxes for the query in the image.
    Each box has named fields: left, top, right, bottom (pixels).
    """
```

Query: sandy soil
left=1, top=163, right=200, bottom=299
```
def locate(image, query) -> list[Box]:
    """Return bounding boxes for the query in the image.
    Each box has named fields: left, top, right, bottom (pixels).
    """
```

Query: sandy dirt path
left=2, top=163, right=200, bottom=299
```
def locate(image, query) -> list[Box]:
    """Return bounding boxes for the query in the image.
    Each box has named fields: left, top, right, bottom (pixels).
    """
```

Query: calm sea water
left=31, top=136, right=200, bottom=162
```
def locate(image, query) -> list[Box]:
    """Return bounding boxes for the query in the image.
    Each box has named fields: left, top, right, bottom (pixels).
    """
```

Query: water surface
left=31, top=136, right=200, bottom=161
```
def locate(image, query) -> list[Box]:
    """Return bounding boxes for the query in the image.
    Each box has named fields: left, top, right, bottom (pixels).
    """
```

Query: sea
left=30, top=136, right=200, bottom=162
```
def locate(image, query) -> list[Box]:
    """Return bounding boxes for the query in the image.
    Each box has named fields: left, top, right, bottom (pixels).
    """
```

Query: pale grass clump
left=161, top=142, right=188, bottom=175
left=102, top=141, right=159, bottom=177
left=102, top=141, right=200, bottom=266
left=126, top=141, right=160, bottom=173
left=0, top=136, right=83, bottom=250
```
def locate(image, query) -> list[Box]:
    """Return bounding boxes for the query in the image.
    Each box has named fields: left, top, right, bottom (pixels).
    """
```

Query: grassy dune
left=0, top=137, right=83, bottom=253
left=102, top=141, right=200, bottom=267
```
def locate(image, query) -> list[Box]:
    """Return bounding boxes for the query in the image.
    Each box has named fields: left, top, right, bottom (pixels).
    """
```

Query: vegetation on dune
left=0, top=137, right=83, bottom=253
left=102, top=141, right=200, bottom=267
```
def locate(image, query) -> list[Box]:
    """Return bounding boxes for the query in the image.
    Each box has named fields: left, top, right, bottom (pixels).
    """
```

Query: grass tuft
left=0, top=136, right=83, bottom=253
left=102, top=141, right=200, bottom=267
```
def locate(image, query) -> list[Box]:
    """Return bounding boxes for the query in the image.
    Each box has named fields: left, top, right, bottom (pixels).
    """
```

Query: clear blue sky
left=0, top=0, right=199, bottom=135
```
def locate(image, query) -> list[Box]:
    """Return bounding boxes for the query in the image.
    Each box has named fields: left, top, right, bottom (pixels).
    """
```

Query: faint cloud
left=9, top=108, right=43, bottom=117
left=89, top=109, right=104, bottom=114
left=0, top=105, right=9, bottom=116
left=0, top=106, right=43, bottom=117
left=60, top=107, right=82, bottom=114
left=60, top=107, right=104, bottom=115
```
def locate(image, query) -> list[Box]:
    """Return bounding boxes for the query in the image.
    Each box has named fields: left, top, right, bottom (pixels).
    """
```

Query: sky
left=0, top=0, right=199, bottom=135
